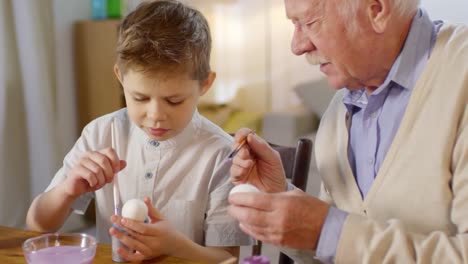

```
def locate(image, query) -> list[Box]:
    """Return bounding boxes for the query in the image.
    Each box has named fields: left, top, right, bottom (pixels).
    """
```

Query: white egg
left=229, top=183, right=260, bottom=196
left=121, top=199, right=148, bottom=222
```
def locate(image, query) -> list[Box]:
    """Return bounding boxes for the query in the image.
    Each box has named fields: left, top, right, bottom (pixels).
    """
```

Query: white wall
left=421, top=0, right=468, bottom=24
left=51, top=0, right=468, bottom=117
left=268, top=0, right=323, bottom=111
left=268, top=0, right=468, bottom=111
left=193, top=0, right=271, bottom=113
left=53, top=0, right=90, bottom=155
left=193, top=0, right=323, bottom=112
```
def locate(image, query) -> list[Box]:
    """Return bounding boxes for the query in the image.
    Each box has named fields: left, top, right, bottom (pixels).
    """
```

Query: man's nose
left=291, top=27, right=315, bottom=56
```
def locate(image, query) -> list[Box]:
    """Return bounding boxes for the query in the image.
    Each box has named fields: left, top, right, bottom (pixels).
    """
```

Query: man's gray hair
left=391, top=0, right=421, bottom=18
left=340, top=0, right=420, bottom=18
left=338, top=0, right=420, bottom=33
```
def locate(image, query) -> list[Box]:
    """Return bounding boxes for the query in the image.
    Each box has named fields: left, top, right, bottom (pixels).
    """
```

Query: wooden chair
left=251, top=137, right=313, bottom=264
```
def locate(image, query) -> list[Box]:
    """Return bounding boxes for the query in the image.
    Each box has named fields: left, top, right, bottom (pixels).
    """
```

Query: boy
left=26, top=0, right=250, bottom=262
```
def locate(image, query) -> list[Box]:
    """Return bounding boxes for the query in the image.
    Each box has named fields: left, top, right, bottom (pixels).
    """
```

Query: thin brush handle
left=111, top=120, right=121, bottom=216
left=227, top=131, right=254, bottom=159
left=111, top=119, right=128, bottom=262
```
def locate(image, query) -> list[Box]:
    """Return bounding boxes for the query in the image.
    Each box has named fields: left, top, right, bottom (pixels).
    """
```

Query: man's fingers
left=238, top=223, right=274, bottom=245
left=230, top=147, right=256, bottom=183
left=233, top=128, right=254, bottom=143
left=246, top=133, right=279, bottom=162
left=232, top=152, right=255, bottom=169
left=228, top=205, right=270, bottom=228
left=229, top=192, right=274, bottom=210
left=240, top=223, right=285, bottom=247
left=231, top=161, right=254, bottom=180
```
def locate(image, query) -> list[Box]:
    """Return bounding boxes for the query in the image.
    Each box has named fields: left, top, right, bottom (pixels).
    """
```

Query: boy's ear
left=114, top=65, right=123, bottom=84
left=200, top=71, right=216, bottom=96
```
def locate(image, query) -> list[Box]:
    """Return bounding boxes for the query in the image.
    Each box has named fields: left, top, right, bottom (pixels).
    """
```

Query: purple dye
left=25, top=245, right=95, bottom=264
left=243, top=255, right=270, bottom=264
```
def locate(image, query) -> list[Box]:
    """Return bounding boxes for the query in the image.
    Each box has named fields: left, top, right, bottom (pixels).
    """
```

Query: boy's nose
left=147, top=104, right=167, bottom=122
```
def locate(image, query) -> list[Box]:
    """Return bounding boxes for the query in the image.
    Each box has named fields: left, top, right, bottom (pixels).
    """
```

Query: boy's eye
left=167, top=99, right=184, bottom=105
left=133, top=97, right=148, bottom=102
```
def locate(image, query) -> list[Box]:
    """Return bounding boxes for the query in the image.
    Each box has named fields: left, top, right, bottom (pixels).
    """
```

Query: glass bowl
left=22, top=233, right=97, bottom=264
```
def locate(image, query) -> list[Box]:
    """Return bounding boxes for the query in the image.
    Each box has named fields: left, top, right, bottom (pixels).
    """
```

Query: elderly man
left=228, top=0, right=468, bottom=263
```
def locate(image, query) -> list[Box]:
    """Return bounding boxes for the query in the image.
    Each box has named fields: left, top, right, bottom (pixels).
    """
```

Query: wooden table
left=0, top=225, right=198, bottom=263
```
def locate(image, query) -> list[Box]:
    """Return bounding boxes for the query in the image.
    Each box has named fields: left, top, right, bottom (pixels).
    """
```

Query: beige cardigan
left=315, top=24, right=468, bottom=263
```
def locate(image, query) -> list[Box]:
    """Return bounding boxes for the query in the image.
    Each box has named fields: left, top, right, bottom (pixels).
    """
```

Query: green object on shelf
left=107, top=0, right=122, bottom=18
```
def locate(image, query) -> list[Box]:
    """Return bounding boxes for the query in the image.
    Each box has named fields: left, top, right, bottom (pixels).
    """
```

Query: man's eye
left=305, top=20, right=317, bottom=28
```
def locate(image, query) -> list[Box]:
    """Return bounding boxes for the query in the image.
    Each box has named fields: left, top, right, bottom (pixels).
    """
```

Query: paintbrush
left=211, top=131, right=254, bottom=181
left=110, top=119, right=122, bottom=216
left=110, top=119, right=129, bottom=262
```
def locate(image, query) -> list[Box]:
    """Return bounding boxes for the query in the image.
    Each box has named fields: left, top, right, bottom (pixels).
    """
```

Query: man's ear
left=114, top=64, right=123, bottom=84
left=200, top=71, right=216, bottom=96
left=367, top=0, right=391, bottom=34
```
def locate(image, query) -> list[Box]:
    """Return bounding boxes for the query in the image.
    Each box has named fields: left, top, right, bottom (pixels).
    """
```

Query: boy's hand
left=109, top=197, right=186, bottom=262
left=63, top=147, right=126, bottom=198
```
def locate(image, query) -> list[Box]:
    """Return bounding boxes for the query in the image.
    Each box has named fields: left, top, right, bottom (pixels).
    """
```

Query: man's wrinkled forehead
left=285, top=0, right=323, bottom=21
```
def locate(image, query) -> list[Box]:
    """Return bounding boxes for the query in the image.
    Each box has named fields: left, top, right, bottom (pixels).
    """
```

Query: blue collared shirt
left=315, top=9, right=443, bottom=263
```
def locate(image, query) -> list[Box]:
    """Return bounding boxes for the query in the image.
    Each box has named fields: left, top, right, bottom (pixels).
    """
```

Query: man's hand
left=230, top=128, right=287, bottom=193
left=228, top=189, right=329, bottom=250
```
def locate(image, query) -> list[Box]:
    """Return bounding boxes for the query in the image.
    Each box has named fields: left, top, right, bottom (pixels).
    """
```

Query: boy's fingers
left=96, top=171, right=106, bottom=188
left=110, top=215, right=120, bottom=223
left=117, top=249, right=145, bottom=263
left=75, top=166, right=98, bottom=187
left=99, top=147, right=121, bottom=173
left=119, top=160, right=127, bottom=171
left=111, top=226, right=148, bottom=255
left=80, top=159, right=105, bottom=187
left=144, top=197, right=164, bottom=222
left=87, top=151, right=114, bottom=182
left=120, top=218, right=151, bottom=236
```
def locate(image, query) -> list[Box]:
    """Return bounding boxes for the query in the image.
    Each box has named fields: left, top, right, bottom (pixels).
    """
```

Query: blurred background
left=0, top=0, right=467, bottom=260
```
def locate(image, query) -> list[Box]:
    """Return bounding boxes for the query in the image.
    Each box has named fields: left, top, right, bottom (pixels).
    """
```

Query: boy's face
left=115, top=67, right=215, bottom=141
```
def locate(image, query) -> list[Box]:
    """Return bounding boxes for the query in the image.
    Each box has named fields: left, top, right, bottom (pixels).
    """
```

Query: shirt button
left=150, top=140, right=159, bottom=147
left=368, top=158, right=374, bottom=165
left=145, top=172, right=153, bottom=179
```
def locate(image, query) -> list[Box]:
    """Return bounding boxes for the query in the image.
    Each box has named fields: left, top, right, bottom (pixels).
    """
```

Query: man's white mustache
left=306, top=53, right=329, bottom=65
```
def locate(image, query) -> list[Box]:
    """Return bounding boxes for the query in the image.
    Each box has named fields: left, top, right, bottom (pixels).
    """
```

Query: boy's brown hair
left=116, top=0, right=211, bottom=83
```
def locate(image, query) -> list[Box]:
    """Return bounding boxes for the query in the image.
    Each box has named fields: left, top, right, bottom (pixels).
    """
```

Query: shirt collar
left=343, top=8, right=436, bottom=108
left=137, top=109, right=202, bottom=150
left=391, top=8, right=436, bottom=90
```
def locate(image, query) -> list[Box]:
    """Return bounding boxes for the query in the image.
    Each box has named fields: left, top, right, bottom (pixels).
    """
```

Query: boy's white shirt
left=46, top=108, right=251, bottom=246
